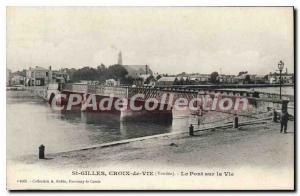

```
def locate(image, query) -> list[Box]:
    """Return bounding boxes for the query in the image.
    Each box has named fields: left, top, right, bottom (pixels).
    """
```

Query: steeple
left=117, top=51, right=122, bottom=65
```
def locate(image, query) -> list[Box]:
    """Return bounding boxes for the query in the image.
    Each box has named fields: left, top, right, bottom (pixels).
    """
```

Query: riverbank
left=6, top=90, right=37, bottom=98
left=16, top=120, right=294, bottom=169
left=7, top=120, right=294, bottom=190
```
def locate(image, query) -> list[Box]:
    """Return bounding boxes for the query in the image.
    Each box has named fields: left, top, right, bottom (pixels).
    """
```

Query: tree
left=156, top=75, right=162, bottom=80
left=60, top=64, right=132, bottom=84
left=96, top=64, right=107, bottom=83
left=144, top=75, right=155, bottom=84
left=185, top=77, right=191, bottom=85
left=64, top=68, right=77, bottom=82
left=97, top=64, right=107, bottom=73
left=244, top=75, right=252, bottom=84
left=144, top=75, right=154, bottom=84
left=122, top=76, right=135, bottom=85
left=107, top=64, right=128, bottom=81
left=179, top=77, right=185, bottom=85
left=238, top=71, right=248, bottom=76
left=210, top=72, right=219, bottom=84
left=173, top=77, right=179, bottom=85
left=72, top=67, right=99, bottom=81
left=133, top=77, right=144, bottom=86
left=263, top=74, right=269, bottom=83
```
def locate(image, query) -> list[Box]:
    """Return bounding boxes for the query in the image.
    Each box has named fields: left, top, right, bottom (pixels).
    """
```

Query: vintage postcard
left=6, top=6, right=295, bottom=190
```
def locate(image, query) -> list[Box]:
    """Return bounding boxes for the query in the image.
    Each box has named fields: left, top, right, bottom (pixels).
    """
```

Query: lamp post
left=278, top=60, right=284, bottom=100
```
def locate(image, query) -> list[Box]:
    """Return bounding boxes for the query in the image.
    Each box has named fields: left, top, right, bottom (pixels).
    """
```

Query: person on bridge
left=280, top=111, right=289, bottom=134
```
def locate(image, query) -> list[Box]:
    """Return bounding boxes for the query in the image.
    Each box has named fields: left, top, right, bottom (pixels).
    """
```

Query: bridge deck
left=62, top=84, right=291, bottom=104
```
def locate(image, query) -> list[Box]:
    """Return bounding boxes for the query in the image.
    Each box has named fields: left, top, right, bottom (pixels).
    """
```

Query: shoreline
left=46, top=117, right=273, bottom=154
left=10, top=117, right=272, bottom=160
left=7, top=119, right=294, bottom=190
left=13, top=119, right=294, bottom=169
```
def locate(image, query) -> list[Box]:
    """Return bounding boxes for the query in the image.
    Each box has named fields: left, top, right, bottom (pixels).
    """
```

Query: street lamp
left=278, top=60, right=284, bottom=99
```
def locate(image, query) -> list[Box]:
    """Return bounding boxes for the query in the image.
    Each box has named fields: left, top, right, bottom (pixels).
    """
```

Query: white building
left=156, top=76, right=177, bottom=86
left=105, top=79, right=120, bottom=86
left=26, top=66, right=52, bottom=86
left=268, top=73, right=294, bottom=84
left=11, top=74, right=25, bottom=85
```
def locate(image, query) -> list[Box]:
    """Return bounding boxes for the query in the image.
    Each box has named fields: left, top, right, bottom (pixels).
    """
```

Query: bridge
left=61, top=83, right=286, bottom=101
left=43, top=83, right=291, bottom=121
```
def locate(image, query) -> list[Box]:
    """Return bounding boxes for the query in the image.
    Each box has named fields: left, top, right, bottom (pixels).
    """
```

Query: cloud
left=7, top=7, right=294, bottom=74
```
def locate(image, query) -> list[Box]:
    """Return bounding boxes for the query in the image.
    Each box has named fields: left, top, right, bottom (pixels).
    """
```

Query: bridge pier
left=120, top=109, right=173, bottom=123
left=59, top=91, right=84, bottom=111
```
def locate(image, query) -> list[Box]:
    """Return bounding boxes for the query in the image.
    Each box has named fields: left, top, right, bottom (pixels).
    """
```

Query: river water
left=7, top=97, right=192, bottom=160
left=7, top=86, right=294, bottom=160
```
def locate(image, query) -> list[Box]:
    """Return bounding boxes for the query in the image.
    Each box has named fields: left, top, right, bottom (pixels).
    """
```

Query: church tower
left=117, top=51, right=123, bottom=65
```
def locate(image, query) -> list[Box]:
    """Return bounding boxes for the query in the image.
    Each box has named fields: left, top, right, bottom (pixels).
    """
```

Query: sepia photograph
left=6, top=6, right=295, bottom=190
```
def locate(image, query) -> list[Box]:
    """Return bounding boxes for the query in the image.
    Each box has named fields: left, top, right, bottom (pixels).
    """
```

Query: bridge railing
left=62, top=84, right=292, bottom=103
left=137, top=86, right=291, bottom=115
left=62, top=84, right=128, bottom=97
left=63, top=83, right=88, bottom=93
left=62, top=84, right=291, bottom=107
left=95, top=86, right=128, bottom=98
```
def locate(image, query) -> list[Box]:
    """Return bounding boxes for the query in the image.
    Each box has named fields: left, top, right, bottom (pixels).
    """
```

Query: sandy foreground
left=7, top=120, right=294, bottom=190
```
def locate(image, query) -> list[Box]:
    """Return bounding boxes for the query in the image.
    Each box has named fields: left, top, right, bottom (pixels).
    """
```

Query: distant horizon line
left=6, top=64, right=294, bottom=76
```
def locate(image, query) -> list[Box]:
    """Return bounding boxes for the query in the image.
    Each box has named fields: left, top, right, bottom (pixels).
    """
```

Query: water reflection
left=68, top=111, right=173, bottom=142
left=7, top=98, right=183, bottom=159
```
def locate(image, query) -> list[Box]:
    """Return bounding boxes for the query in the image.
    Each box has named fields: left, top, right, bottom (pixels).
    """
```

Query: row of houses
left=6, top=64, right=154, bottom=87
left=7, top=65, right=294, bottom=87
left=268, top=72, right=294, bottom=84
left=155, top=72, right=294, bottom=86
left=7, top=66, right=70, bottom=87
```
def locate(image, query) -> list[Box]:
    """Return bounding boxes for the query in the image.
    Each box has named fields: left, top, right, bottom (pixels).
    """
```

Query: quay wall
left=6, top=86, right=47, bottom=99
left=6, top=90, right=37, bottom=98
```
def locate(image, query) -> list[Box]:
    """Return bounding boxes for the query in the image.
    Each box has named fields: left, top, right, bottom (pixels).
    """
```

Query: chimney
left=49, top=66, right=52, bottom=71
left=286, top=68, right=288, bottom=74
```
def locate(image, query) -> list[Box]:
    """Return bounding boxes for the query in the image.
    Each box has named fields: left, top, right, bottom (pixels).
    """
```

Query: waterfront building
left=232, top=73, right=256, bottom=84
left=253, top=75, right=267, bottom=84
left=218, top=74, right=235, bottom=84
left=173, top=73, right=210, bottom=84
left=10, top=73, right=25, bottom=85
left=138, top=73, right=156, bottom=86
left=122, top=65, right=153, bottom=78
left=268, top=72, right=294, bottom=84
left=25, top=66, right=52, bottom=86
left=105, top=78, right=120, bottom=86
left=6, top=69, right=12, bottom=86
left=52, top=69, right=70, bottom=83
left=25, top=66, right=70, bottom=86
left=190, top=74, right=211, bottom=83
left=156, top=76, right=177, bottom=86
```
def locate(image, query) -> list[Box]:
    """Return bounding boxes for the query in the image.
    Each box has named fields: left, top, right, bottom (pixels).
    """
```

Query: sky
left=7, top=7, right=294, bottom=75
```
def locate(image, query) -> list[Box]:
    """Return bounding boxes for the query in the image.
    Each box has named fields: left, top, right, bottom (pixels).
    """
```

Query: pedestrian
left=273, top=108, right=278, bottom=122
left=280, top=111, right=289, bottom=133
